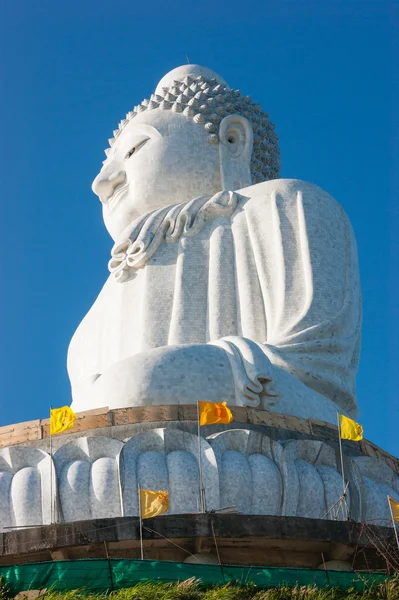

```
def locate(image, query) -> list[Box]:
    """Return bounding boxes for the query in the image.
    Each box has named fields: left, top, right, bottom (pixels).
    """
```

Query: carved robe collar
left=108, top=191, right=238, bottom=282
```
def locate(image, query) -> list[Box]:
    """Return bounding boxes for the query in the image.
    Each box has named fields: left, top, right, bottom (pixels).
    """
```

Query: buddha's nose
left=92, top=170, right=126, bottom=204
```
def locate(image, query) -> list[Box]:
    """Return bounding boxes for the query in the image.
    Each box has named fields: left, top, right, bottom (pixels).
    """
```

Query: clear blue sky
left=1, top=0, right=398, bottom=455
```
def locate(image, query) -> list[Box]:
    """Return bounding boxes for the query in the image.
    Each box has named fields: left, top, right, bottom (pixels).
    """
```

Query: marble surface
left=53, top=436, right=123, bottom=521
left=0, top=428, right=397, bottom=530
left=0, top=446, right=54, bottom=529
left=210, top=430, right=283, bottom=515
left=119, top=428, right=219, bottom=515
left=66, top=65, right=362, bottom=427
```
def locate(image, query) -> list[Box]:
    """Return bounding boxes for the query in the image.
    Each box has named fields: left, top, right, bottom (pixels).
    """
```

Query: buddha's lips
left=107, top=181, right=129, bottom=211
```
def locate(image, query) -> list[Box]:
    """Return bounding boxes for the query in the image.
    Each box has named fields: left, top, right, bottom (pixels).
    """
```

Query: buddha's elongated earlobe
left=218, top=115, right=253, bottom=191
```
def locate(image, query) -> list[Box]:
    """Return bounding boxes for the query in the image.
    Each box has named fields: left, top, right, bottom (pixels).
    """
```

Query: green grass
left=3, top=578, right=399, bottom=600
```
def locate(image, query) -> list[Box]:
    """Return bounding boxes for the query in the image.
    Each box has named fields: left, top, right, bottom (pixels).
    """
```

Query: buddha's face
left=92, top=109, right=221, bottom=240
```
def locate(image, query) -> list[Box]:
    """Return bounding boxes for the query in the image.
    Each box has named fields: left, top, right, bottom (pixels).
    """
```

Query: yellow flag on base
left=388, top=496, right=399, bottom=523
left=50, top=406, right=76, bottom=435
left=339, top=414, right=363, bottom=441
left=199, top=400, right=233, bottom=426
left=139, top=489, right=169, bottom=519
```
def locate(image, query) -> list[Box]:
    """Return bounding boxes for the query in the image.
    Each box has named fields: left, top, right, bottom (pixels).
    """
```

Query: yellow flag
left=199, top=400, right=233, bottom=426
left=339, top=414, right=363, bottom=441
left=50, top=406, right=76, bottom=435
left=388, top=496, right=399, bottom=523
left=139, top=489, right=169, bottom=519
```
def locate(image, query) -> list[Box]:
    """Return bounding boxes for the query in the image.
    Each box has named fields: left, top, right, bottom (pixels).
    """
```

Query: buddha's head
left=92, top=65, right=280, bottom=241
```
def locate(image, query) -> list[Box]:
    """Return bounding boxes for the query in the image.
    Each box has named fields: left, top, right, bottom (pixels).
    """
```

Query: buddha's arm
left=71, top=344, right=238, bottom=411
left=70, top=333, right=349, bottom=424
left=239, top=179, right=362, bottom=418
left=70, top=334, right=282, bottom=415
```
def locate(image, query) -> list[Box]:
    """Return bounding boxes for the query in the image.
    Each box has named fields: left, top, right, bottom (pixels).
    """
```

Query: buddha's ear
left=218, top=115, right=253, bottom=191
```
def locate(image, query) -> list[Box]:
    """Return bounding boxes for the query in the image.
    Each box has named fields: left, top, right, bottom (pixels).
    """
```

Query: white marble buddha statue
left=68, top=65, right=362, bottom=425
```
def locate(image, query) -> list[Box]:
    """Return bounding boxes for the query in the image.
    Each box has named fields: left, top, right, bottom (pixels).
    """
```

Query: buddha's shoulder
left=237, top=178, right=345, bottom=214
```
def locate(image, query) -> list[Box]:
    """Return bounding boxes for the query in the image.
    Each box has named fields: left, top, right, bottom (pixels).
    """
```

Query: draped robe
left=68, top=179, right=361, bottom=423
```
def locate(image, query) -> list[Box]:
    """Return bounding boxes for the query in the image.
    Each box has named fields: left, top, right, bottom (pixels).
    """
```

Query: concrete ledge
left=0, top=514, right=394, bottom=570
left=0, top=406, right=397, bottom=473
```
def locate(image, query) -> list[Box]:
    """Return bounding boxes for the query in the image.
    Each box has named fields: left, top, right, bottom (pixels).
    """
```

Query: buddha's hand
left=81, top=344, right=237, bottom=410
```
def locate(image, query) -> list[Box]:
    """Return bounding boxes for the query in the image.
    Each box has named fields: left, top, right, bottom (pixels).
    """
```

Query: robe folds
left=68, top=179, right=361, bottom=422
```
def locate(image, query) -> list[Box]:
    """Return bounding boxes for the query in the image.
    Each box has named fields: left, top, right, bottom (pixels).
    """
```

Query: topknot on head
left=155, top=65, right=229, bottom=95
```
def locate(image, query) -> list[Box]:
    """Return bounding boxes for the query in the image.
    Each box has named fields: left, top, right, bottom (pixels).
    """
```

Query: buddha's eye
left=125, top=138, right=149, bottom=160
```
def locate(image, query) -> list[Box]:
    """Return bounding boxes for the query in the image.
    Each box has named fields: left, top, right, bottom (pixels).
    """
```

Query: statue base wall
left=0, top=405, right=397, bottom=567
left=0, top=513, right=395, bottom=571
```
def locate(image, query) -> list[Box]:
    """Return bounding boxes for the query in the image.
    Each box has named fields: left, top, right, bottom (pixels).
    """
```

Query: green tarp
left=0, top=558, right=389, bottom=596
